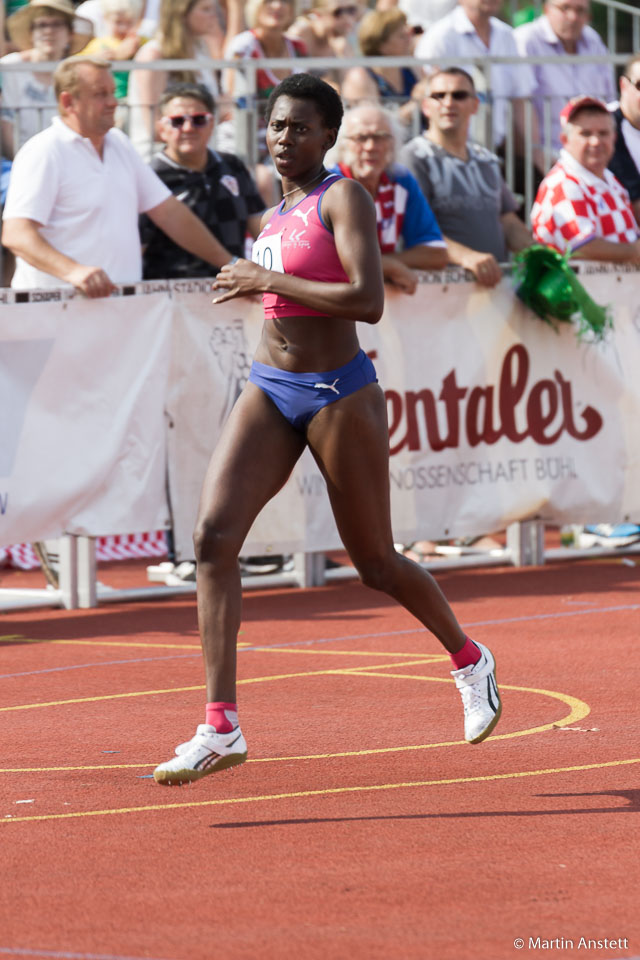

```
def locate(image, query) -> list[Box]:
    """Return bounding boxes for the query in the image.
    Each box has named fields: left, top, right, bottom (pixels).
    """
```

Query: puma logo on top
left=292, top=207, right=312, bottom=228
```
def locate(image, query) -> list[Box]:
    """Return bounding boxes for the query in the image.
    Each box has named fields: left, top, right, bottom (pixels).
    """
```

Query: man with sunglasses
left=608, top=54, right=640, bottom=228
left=2, top=56, right=237, bottom=295
left=514, top=0, right=615, bottom=155
left=400, top=68, right=532, bottom=287
left=140, top=83, right=265, bottom=280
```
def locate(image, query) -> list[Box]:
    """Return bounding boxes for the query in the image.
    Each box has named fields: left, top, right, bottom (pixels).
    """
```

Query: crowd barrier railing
left=0, top=51, right=633, bottom=222
left=2, top=264, right=640, bottom=611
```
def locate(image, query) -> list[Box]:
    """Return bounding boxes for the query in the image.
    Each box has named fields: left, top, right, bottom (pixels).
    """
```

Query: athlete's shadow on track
left=209, top=790, right=640, bottom=828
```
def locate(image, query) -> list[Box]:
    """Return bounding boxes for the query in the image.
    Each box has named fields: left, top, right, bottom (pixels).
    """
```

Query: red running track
left=0, top=557, right=639, bottom=960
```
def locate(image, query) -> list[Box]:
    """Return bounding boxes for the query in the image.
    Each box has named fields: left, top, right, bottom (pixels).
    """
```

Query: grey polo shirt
left=399, top=136, right=518, bottom=262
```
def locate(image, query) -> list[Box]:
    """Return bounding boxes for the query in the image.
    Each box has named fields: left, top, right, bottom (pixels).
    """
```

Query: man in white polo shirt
left=2, top=55, right=236, bottom=295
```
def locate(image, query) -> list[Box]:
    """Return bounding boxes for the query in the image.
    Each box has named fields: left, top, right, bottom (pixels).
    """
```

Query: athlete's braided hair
left=266, top=74, right=344, bottom=132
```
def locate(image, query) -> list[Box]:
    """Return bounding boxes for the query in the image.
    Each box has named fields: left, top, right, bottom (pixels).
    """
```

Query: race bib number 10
left=252, top=231, right=284, bottom=273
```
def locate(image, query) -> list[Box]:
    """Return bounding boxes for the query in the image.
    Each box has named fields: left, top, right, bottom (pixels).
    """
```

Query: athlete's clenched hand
left=211, top=258, right=267, bottom=304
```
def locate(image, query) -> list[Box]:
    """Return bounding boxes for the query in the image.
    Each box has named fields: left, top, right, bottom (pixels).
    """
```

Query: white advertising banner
left=166, top=267, right=640, bottom=559
left=0, top=292, right=172, bottom=546
left=2, top=268, right=639, bottom=557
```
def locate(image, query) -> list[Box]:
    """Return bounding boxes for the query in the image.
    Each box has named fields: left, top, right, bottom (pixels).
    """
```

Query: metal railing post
left=77, top=536, right=98, bottom=609
left=524, top=98, right=534, bottom=222
left=504, top=98, right=515, bottom=198
left=507, top=521, right=545, bottom=567
left=294, top=552, right=326, bottom=587
left=606, top=5, right=616, bottom=54
left=57, top=535, right=79, bottom=609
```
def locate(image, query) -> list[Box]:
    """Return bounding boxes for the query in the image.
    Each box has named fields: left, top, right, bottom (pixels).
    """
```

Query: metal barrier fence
left=0, top=50, right=634, bottom=223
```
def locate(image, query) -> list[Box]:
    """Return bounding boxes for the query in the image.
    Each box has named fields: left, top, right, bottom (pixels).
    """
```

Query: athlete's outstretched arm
left=211, top=179, right=385, bottom=324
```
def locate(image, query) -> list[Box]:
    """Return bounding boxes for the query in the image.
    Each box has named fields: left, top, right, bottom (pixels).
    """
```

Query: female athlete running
left=154, top=74, right=501, bottom=785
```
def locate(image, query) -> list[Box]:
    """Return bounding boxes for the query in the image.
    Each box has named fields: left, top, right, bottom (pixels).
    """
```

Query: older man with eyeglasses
left=608, top=53, right=640, bottom=228
left=330, top=101, right=448, bottom=294
left=514, top=0, right=615, bottom=155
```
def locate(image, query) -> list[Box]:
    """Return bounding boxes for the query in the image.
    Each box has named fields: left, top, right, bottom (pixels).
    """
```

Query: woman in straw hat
left=1, top=0, right=93, bottom=157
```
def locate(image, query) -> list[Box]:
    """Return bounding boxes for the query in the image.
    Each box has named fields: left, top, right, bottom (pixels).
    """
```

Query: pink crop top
left=251, top=173, right=349, bottom=318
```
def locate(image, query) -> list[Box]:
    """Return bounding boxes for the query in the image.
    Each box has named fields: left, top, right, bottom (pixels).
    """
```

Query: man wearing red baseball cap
left=531, top=94, right=640, bottom=262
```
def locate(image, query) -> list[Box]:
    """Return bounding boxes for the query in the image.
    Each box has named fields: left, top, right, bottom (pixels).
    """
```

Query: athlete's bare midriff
left=254, top=314, right=362, bottom=372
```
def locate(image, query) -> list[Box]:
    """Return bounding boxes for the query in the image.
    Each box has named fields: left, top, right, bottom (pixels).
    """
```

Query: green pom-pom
left=513, top=244, right=613, bottom=342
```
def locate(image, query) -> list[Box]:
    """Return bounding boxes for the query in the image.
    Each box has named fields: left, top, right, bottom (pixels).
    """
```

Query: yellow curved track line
left=2, top=758, right=638, bottom=825
left=252, top=679, right=590, bottom=757
left=348, top=671, right=590, bottom=721
left=0, top=679, right=589, bottom=772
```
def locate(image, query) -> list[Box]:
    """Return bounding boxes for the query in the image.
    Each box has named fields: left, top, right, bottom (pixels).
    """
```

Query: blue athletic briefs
left=249, top=349, right=378, bottom=432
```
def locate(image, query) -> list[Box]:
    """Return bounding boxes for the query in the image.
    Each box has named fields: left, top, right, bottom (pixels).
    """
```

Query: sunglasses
left=332, top=5, right=358, bottom=16
left=625, top=77, right=640, bottom=91
left=163, top=113, right=212, bottom=128
left=429, top=90, right=474, bottom=102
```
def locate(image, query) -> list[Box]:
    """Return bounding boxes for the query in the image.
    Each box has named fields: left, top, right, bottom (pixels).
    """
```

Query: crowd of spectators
left=2, top=0, right=640, bottom=558
left=2, top=0, right=638, bottom=283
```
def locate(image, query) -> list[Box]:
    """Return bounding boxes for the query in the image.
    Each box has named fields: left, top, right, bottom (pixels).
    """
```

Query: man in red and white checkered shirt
left=531, top=95, right=640, bottom=263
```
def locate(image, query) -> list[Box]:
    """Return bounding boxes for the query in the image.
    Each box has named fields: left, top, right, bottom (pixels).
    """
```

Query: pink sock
left=205, top=701, right=238, bottom=733
left=450, top=637, right=482, bottom=670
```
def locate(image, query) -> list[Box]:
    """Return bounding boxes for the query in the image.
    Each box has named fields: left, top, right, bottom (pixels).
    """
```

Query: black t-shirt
left=140, top=149, right=265, bottom=279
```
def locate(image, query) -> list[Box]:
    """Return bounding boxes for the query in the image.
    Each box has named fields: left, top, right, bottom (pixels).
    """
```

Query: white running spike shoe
left=153, top=723, right=248, bottom=785
left=451, top=642, right=502, bottom=744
